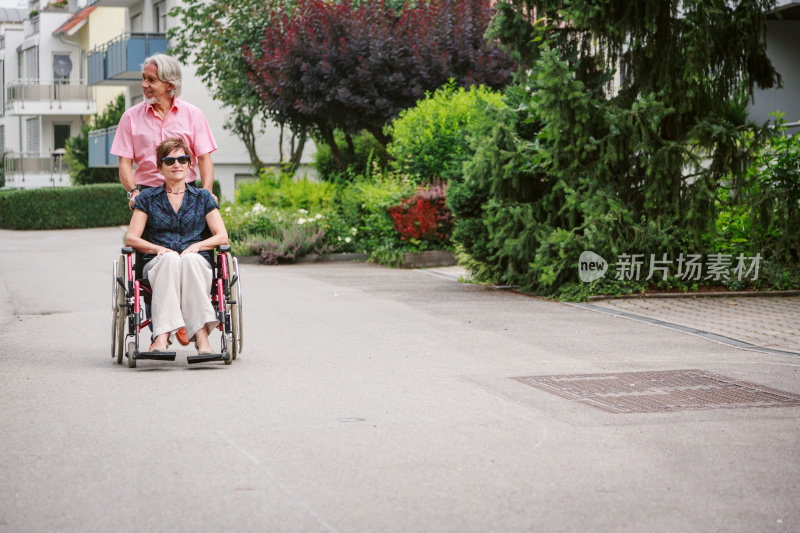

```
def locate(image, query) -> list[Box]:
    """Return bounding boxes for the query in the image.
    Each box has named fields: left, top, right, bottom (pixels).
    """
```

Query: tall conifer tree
left=454, top=0, right=781, bottom=292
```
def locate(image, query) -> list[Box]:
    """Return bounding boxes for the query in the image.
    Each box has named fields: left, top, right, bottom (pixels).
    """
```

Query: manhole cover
left=512, top=369, right=800, bottom=414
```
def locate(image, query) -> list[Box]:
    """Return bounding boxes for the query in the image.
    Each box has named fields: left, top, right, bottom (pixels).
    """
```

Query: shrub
left=224, top=168, right=457, bottom=264
left=248, top=221, right=333, bottom=264
left=0, top=184, right=130, bottom=230
left=236, top=170, right=336, bottom=212
left=334, top=172, right=416, bottom=262
left=388, top=83, right=506, bottom=183
left=387, top=180, right=453, bottom=245
left=312, top=130, right=390, bottom=181
left=739, top=114, right=800, bottom=264
left=220, top=203, right=284, bottom=243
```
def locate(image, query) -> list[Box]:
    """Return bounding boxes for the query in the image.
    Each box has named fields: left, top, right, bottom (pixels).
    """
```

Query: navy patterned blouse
left=133, top=185, right=219, bottom=266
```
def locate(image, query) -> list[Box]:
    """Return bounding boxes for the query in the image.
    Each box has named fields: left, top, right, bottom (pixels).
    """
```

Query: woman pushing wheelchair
left=125, top=137, right=228, bottom=355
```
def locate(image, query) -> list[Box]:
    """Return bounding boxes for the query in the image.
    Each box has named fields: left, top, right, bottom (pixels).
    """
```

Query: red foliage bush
left=243, top=0, right=514, bottom=147
left=388, top=181, right=453, bottom=243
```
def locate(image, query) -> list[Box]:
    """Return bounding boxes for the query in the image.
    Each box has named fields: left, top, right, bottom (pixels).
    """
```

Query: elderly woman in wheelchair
left=113, top=137, right=241, bottom=366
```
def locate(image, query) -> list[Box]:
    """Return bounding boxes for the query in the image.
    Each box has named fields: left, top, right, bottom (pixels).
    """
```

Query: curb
left=237, top=253, right=368, bottom=265
left=237, top=250, right=457, bottom=268
left=399, top=250, right=456, bottom=269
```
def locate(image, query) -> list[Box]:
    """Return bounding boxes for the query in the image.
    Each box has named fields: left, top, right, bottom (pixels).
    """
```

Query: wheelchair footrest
left=134, top=350, right=177, bottom=361
left=187, top=353, right=226, bottom=364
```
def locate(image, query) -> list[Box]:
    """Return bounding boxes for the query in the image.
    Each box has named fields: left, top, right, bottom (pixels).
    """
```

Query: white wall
left=749, top=20, right=800, bottom=125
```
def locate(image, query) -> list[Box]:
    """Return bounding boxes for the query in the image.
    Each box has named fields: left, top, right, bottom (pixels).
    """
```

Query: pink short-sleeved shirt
left=110, top=98, right=217, bottom=187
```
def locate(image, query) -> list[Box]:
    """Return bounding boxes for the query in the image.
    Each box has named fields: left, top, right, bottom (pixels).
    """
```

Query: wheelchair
left=110, top=245, right=243, bottom=367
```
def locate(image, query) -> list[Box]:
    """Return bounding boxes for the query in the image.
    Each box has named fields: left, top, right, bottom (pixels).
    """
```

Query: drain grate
left=512, top=369, right=800, bottom=414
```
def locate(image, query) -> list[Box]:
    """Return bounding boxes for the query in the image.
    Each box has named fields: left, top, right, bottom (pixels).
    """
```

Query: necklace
left=166, top=189, right=185, bottom=196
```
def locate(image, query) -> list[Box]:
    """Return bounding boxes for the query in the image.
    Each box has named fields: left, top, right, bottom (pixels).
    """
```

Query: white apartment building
left=749, top=1, right=800, bottom=129
left=1, top=0, right=96, bottom=189
left=84, top=0, right=312, bottom=201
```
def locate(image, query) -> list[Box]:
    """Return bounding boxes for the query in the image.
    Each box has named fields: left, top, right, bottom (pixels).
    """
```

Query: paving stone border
left=589, top=289, right=800, bottom=301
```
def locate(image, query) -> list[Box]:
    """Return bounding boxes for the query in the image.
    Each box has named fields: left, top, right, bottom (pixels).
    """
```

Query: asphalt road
left=1, top=227, right=798, bottom=532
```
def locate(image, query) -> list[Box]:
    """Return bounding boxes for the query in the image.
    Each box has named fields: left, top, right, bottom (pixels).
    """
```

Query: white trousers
left=143, top=251, right=219, bottom=340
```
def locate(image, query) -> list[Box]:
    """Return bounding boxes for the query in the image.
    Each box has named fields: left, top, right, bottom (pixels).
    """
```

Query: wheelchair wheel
left=225, top=252, right=242, bottom=359
left=230, top=300, right=240, bottom=361
left=117, top=255, right=128, bottom=364
left=111, top=257, right=126, bottom=363
left=111, top=259, right=118, bottom=359
left=127, top=341, right=137, bottom=368
left=230, top=254, right=243, bottom=356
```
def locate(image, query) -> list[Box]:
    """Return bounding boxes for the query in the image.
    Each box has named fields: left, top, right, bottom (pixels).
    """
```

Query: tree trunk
left=319, top=127, right=344, bottom=169
left=367, top=127, right=391, bottom=148
left=287, top=129, right=308, bottom=174
left=278, top=123, right=285, bottom=164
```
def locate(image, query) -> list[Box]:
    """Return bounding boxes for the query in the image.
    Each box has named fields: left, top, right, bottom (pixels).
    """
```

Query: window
left=154, top=2, right=167, bottom=33
left=130, top=13, right=142, bottom=33
left=53, top=124, right=70, bottom=151
left=21, top=46, right=39, bottom=81
left=25, top=118, right=39, bottom=155
left=0, top=125, right=5, bottom=154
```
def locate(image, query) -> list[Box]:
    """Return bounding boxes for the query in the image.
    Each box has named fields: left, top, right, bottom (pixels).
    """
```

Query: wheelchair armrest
left=219, top=245, right=231, bottom=253
left=121, top=247, right=134, bottom=255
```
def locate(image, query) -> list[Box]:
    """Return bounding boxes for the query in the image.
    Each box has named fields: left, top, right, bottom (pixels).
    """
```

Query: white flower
left=225, top=206, right=231, bottom=213
left=315, top=213, right=323, bottom=220
left=252, top=203, right=266, bottom=215
left=297, top=218, right=306, bottom=225
left=297, top=208, right=308, bottom=214
left=350, top=227, right=358, bottom=235
left=345, top=237, right=351, bottom=243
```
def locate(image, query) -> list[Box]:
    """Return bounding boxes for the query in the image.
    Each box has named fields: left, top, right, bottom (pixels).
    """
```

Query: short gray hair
left=142, top=54, right=182, bottom=98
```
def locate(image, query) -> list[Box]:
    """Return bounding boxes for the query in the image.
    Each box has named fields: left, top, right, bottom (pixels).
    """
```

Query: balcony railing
left=87, top=33, right=168, bottom=86
left=4, top=79, right=94, bottom=115
left=88, top=126, right=119, bottom=168
left=6, top=81, right=91, bottom=104
left=3, top=153, right=71, bottom=188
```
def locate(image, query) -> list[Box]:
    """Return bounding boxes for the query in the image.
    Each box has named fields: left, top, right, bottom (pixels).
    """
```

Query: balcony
left=85, top=0, right=142, bottom=7
left=87, top=33, right=168, bottom=86
left=5, top=80, right=95, bottom=116
left=88, top=126, right=119, bottom=168
left=3, top=153, right=70, bottom=189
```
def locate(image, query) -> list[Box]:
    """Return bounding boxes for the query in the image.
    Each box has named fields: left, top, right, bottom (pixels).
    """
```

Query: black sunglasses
left=161, top=155, right=191, bottom=166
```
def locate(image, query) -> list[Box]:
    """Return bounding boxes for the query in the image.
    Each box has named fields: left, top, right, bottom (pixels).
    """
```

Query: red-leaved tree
left=243, top=0, right=514, bottom=167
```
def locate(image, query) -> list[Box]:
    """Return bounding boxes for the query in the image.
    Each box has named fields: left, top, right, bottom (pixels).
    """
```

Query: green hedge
left=0, top=184, right=130, bottom=230
left=0, top=180, right=223, bottom=230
